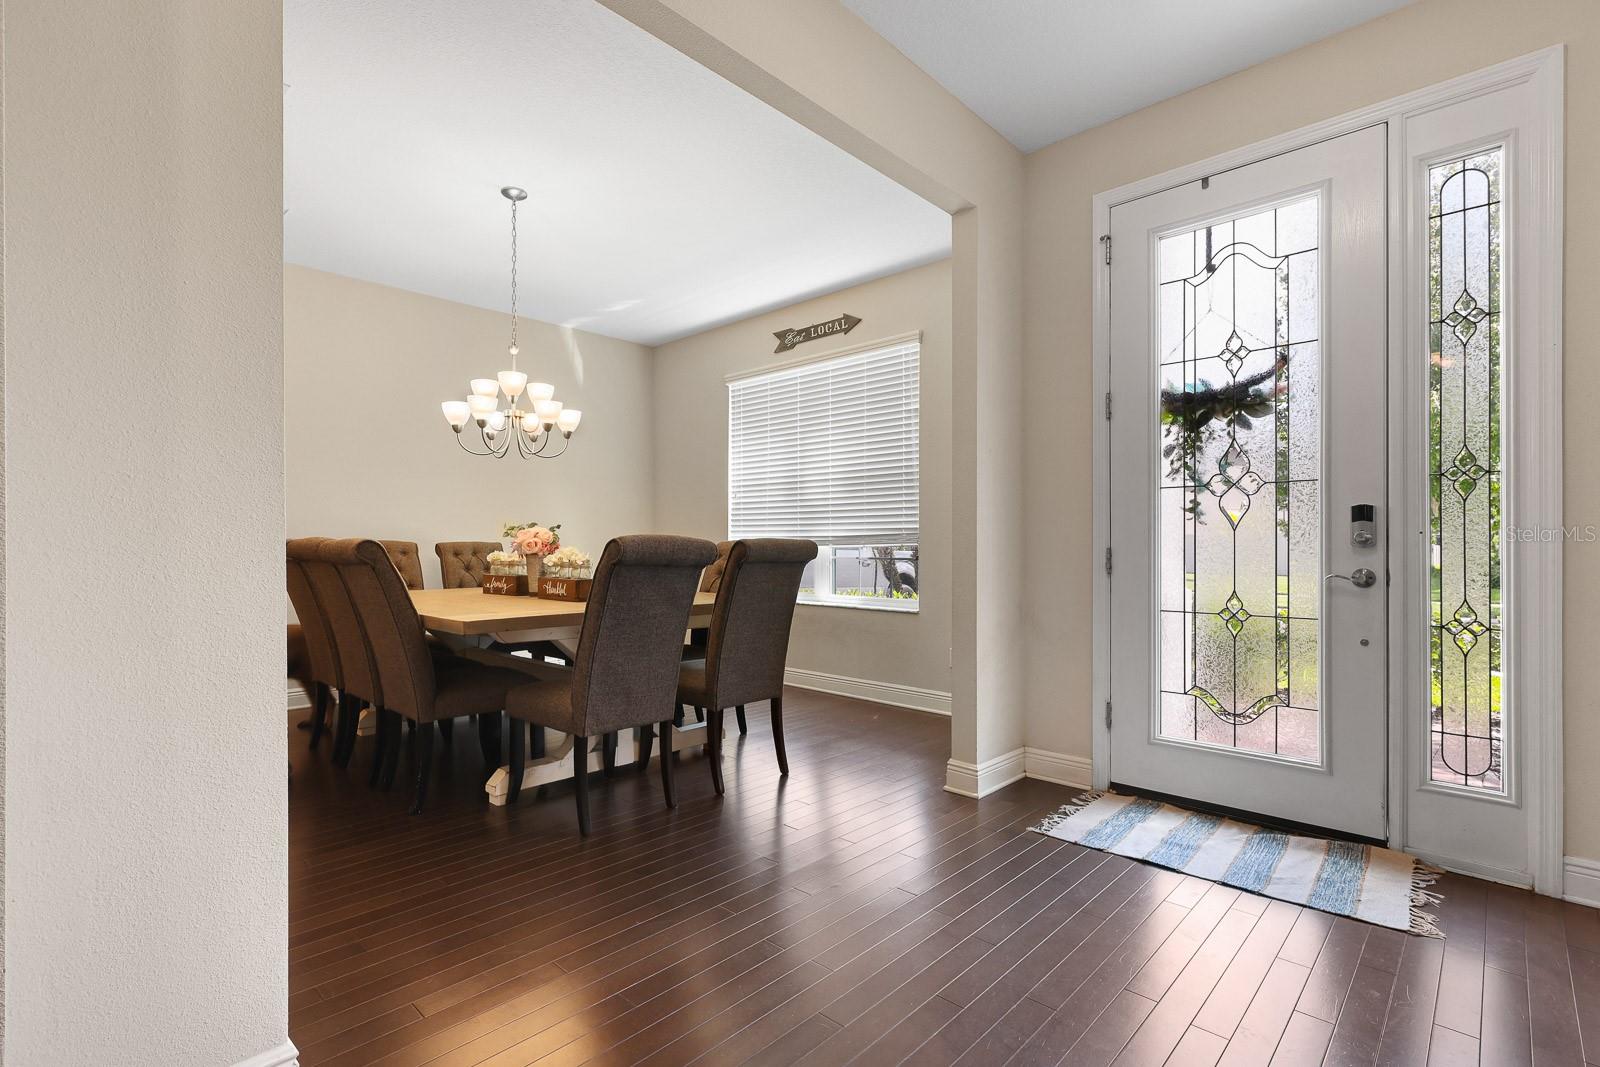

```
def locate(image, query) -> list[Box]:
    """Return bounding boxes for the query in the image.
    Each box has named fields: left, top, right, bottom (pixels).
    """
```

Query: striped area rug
left=1032, top=792, right=1443, bottom=936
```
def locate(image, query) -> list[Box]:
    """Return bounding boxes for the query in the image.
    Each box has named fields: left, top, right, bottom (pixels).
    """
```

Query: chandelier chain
left=509, top=197, right=519, bottom=351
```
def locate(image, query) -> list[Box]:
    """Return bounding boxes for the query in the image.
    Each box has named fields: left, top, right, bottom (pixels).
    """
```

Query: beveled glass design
left=1157, top=196, right=1322, bottom=762
left=1428, top=151, right=1505, bottom=794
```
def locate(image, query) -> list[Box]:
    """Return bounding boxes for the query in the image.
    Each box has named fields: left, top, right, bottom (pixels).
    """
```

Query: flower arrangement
left=486, top=550, right=525, bottom=576
left=543, top=545, right=591, bottom=579
left=501, top=520, right=561, bottom=562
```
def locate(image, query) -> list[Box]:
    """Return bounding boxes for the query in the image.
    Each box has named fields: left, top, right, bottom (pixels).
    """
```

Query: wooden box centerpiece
left=537, top=575, right=592, bottom=602
left=482, top=572, right=529, bottom=596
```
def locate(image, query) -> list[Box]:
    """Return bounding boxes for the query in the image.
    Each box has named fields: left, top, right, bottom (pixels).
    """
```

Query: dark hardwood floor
left=289, top=690, right=1600, bottom=1066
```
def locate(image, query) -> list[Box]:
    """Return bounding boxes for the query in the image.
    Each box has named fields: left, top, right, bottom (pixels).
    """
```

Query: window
left=728, top=337, right=919, bottom=611
left=1427, top=150, right=1506, bottom=794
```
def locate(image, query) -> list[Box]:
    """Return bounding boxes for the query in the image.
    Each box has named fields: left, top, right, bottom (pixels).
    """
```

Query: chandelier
left=439, top=186, right=581, bottom=458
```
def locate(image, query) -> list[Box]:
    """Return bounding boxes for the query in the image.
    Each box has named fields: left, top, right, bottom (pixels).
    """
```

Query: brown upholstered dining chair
left=290, top=537, right=380, bottom=770
left=676, top=538, right=817, bottom=793
left=682, top=540, right=733, bottom=662
left=323, top=538, right=534, bottom=813
left=500, top=534, right=718, bottom=834
left=379, top=540, right=425, bottom=590
left=435, top=541, right=500, bottom=588
left=286, top=553, right=341, bottom=750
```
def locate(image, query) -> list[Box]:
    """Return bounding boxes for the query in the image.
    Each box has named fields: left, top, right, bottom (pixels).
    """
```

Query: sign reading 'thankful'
left=772, top=313, right=861, bottom=354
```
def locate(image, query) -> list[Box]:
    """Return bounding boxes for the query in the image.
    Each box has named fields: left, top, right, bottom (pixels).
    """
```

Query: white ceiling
left=840, top=0, right=1416, bottom=152
left=284, top=0, right=950, bottom=346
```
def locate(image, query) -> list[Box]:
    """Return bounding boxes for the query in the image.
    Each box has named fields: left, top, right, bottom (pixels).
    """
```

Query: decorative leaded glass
left=1158, top=196, right=1321, bottom=762
left=1428, top=151, right=1505, bottom=793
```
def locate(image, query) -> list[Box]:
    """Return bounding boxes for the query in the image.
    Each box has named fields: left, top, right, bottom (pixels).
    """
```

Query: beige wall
left=601, top=0, right=1027, bottom=781
left=653, top=259, right=953, bottom=698
left=2, top=1, right=288, bottom=1063
left=1021, top=0, right=1600, bottom=856
left=285, top=267, right=656, bottom=577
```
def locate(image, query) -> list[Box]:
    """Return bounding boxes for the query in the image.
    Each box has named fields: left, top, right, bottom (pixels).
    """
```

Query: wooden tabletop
left=410, top=587, right=715, bottom=636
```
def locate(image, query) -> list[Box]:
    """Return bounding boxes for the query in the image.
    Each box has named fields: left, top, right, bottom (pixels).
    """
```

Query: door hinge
left=1104, top=546, right=1113, bottom=575
left=1100, top=234, right=1112, bottom=265
left=1104, top=391, right=1112, bottom=420
left=1104, top=700, right=1113, bottom=729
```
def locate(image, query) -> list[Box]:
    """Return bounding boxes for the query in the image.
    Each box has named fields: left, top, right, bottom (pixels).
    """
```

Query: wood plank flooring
left=288, top=690, right=1599, bottom=1066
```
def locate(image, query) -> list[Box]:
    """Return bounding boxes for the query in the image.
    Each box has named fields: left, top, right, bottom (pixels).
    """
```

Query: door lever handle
left=1325, top=568, right=1377, bottom=588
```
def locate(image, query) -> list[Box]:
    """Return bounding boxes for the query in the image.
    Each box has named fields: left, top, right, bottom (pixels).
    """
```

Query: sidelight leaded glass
left=1428, top=151, right=1505, bottom=794
left=1157, top=196, right=1322, bottom=763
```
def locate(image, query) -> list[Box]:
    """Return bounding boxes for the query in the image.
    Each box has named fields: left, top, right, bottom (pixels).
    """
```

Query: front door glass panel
left=1157, top=196, right=1323, bottom=763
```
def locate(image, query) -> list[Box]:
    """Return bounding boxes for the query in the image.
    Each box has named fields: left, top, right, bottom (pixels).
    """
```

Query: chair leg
left=507, top=718, right=525, bottom=805
left=674, top=704, right=685, bottom=727
left=438, top=717, right=453, bottom=751
left=381, top=713, right=404, bottom=790
left=573, top=735, right=591, bottom=835
left=333, top=694, right=359, bottom=767
left=771, top=696, right=788, bottom=776
left=735, top=704, right=748, bottom=735
left=659, top=721, right=677, bottom=809
left=694, top=706, right=705, bottom=723
left=637, top=725, right=653, bottom=773
left=409, top=722, right=434, bottom=815
left=368, top=709, right=392, bottom=787
left=707, top=707, right=725, bottom=796
left=478, top=711, right=502, bottom=774
left=602, top=732, right=618, bottom=777
left=529, top=723, right=546, bottom=759
left=309, top=683, right=331, bottom=749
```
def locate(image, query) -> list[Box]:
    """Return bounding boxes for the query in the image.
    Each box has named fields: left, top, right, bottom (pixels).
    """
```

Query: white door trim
left=1090, top=46, right=1564, bottom=893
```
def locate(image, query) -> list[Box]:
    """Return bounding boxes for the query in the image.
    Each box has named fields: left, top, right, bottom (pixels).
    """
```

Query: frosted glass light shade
left=497, top=370, right=528, bottom=398
left=467, top=394, right=499, bottom=417
left=520, top=414, right=540, bottom=434
left=534, top=399, right=564, bottom=423
left=441, top=400, right=470, bottom=427
left=527, top=382, right=556, bottom=404
left=470, top=378, right=500, bottom=398
left=486, top=411, right=507, bottom=431
left=556, top=408, right=582, bottom=433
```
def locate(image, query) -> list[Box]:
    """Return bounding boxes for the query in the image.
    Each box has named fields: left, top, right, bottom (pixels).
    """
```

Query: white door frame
left=1089, top=47, right=1564, bottom=895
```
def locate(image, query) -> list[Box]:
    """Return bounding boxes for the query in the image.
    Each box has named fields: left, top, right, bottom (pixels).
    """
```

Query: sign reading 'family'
left=772, top=313, right=861, bottom=354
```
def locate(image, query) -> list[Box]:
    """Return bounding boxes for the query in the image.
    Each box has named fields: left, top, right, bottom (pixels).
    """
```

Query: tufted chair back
left=435, top=541, right=501, bottom=588
left=701, top=539, right=817, bottom=709
left=698, top=540, right=734, bottom=592
left=569, top=535, right=718, bottom=737
left=379, top=540, right=425, bottom=590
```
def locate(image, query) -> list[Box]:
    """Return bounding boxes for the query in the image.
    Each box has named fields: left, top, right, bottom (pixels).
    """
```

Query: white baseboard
left=287, top=682, right=311, bottom=711
left=1566, top=855, right=1600, bottom=907
left=233, top=1039, right=298, bottom=1067
left=783, top=667, right=950, bottom=716
left=945, top=747, right=1026, bottom=798
left=1022, top=747, right=1095, bottom=789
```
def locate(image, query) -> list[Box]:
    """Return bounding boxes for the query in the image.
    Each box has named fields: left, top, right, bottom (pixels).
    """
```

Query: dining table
left=410, top=587, right=718, bottom=805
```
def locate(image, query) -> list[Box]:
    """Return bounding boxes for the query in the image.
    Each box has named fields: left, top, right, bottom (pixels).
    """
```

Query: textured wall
left=653, top=260, right=953, bottom=698
left=285, top=267, right=656, bottom=581
left=1, top=1, right=288, bottom=1064
left=1021, top=0, right=1599, bottom=856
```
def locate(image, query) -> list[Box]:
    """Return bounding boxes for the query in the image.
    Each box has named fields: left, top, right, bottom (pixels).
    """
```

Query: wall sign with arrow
left=772, top=313, right=861, bottom=354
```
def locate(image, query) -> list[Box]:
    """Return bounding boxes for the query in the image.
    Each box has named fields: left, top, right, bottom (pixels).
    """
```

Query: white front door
left=1107, top=125, right=1389, bottom=841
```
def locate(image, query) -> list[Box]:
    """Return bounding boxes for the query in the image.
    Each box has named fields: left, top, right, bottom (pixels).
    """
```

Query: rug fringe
left=1031, top=789, right=1110, bottom=834
left=1408, top=862, right=1447, bottom=938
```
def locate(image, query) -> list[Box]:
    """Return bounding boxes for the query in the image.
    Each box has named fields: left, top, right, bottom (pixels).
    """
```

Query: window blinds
left=728, top=339, right=920, bottom=546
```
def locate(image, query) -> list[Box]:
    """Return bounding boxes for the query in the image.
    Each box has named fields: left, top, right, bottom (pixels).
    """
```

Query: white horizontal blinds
left=729, top=340, right=919, bottom=546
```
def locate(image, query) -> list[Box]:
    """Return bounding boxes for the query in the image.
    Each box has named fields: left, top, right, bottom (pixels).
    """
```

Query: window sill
left=797, top=596, right=919, bottom=614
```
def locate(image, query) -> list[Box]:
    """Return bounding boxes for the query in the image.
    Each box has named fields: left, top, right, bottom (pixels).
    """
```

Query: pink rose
left=514, top=526, right=558, bottom=558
